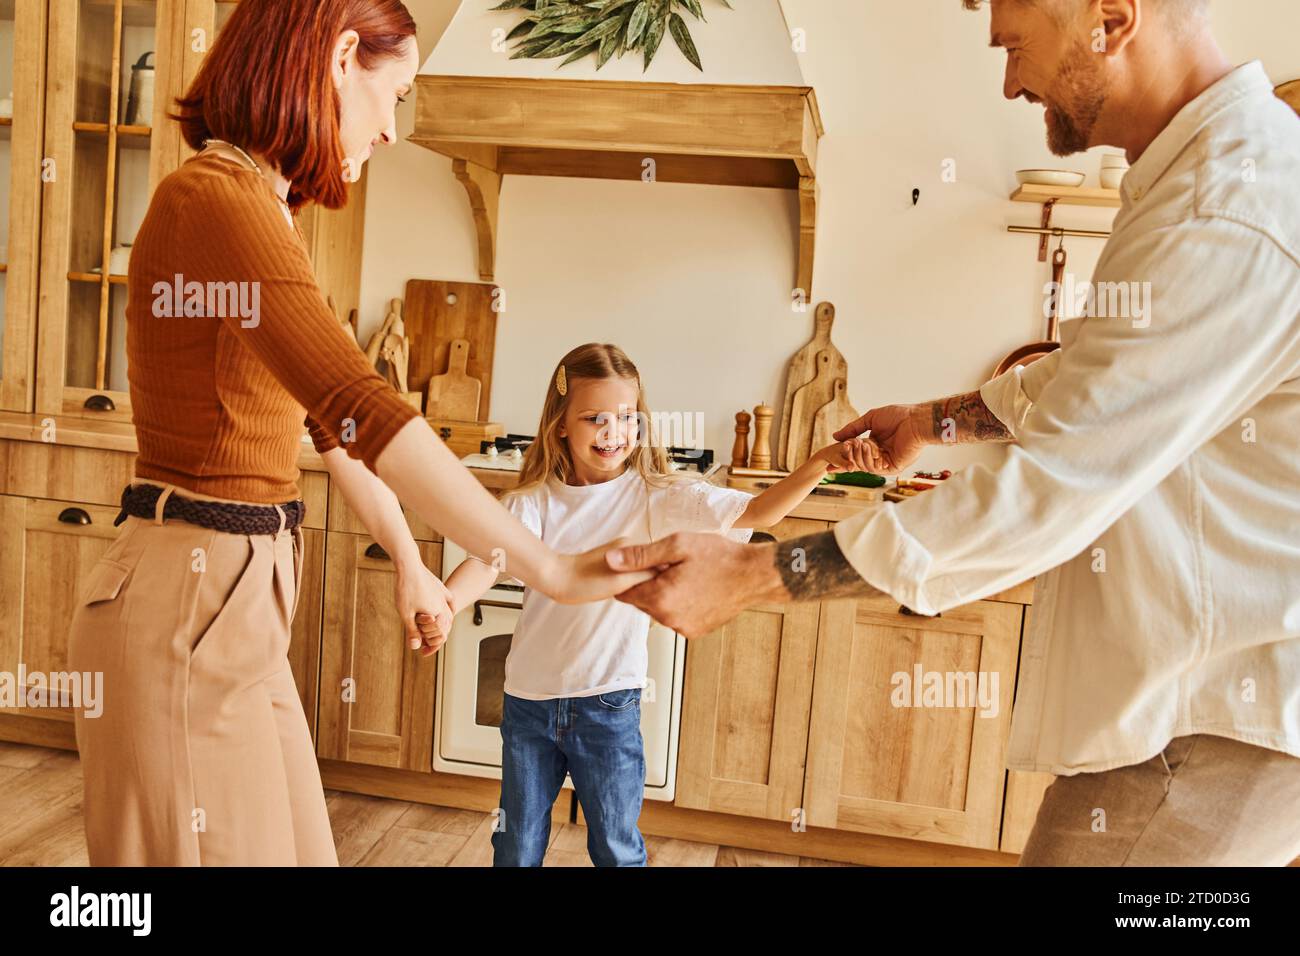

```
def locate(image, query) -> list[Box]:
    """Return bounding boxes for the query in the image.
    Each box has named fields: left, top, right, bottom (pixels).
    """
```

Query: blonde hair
left=508, top=343, right=685, bottom=500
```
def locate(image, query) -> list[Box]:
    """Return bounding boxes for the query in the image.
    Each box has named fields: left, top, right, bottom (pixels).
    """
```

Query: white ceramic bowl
left=1100, top=168, right=1126, bottom=190
left=1016, top=169, right=1087, bottom=188
left=1100, top=153, right=1130, bottom=169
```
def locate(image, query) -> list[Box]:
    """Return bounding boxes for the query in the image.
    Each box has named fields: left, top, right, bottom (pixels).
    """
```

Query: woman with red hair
left=66, top=0, right=651, bottom=867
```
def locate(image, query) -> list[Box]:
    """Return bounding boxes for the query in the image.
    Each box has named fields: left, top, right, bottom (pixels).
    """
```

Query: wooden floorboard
left=0, top=743, right=859, bottom=867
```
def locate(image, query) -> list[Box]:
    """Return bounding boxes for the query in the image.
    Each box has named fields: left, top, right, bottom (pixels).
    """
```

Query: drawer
left=0, top=440, right=135, bottom=505
left=0, top=440, right=327, bottom=532
left=326, top=481, right=441, bottom=542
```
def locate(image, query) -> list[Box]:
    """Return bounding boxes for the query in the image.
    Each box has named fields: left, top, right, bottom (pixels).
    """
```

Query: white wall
left=359, top=0, right=1300, bottom=472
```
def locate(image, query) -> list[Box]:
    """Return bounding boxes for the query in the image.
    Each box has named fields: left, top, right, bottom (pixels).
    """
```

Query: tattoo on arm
left=775, top=532, right=885, bottom=602
left=930, top=391, right=1013, bottom=444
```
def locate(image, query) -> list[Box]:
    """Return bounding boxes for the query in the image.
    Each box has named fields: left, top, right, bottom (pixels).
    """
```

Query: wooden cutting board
left=811, top=378, right=859, bottom=455
left=404, top=279, right=499, bottom=422
left=426, top=339, right=481, bottom=422
left=778, top=302, right=848, bottom=470
left=786, top=350, right=838, bottom=469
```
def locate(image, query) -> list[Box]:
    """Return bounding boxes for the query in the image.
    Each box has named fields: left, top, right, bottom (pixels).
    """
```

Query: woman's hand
left=540, top=538, right=661, bottom=605
left=813, top=436, right=881, bottom=474
left=394, top=562, right=456, bottom=657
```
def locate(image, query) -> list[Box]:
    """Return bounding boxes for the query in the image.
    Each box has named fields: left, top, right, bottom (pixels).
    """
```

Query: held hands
left=395, top=562, right=456, bottom=657
left=546, top=537, right=660, bottom=605
left=833, top=404, right=930, bottom=475
left=811, top=436, right=882, bottom=474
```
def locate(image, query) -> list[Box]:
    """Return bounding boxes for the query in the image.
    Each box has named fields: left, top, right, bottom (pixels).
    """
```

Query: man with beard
left=608, top=0, right=1300, bottom=866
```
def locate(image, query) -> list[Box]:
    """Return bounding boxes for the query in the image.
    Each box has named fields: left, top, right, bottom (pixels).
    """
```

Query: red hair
left=173, top=0, right=417, bottom=211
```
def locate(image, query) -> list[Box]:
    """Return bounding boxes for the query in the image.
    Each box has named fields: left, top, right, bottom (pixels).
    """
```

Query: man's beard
left=1043, top=40, right=1108, bottom=156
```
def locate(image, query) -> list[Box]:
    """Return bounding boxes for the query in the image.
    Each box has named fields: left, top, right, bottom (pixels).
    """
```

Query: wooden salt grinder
left=750, top=403, right=774, bottom=470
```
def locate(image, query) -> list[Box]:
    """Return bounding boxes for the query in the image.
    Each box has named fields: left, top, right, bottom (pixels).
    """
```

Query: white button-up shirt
left=833, top=62, right=1300, bottom=774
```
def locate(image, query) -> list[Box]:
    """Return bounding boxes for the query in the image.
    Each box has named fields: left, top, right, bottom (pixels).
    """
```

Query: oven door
left=434, top=540, right=684, bottom=800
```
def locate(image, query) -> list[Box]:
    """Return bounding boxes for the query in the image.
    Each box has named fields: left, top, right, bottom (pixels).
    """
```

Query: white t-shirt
left=485, top=468, right=754, bottom=700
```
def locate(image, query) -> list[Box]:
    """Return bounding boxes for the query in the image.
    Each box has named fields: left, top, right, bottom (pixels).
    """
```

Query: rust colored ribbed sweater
left=127, top=152, right=420, bottom=503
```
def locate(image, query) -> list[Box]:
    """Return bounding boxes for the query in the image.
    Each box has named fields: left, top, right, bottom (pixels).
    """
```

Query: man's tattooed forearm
left=775, top=532, right=885, bottom=602
left=930, top=391, right=1013, bottom=444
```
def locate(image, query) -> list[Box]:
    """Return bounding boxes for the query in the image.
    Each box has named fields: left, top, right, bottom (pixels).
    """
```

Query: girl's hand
left=543, top=538, right=661, bottom=605
left=814, top=437, right=881, bottom=474
left=395, top=563, right=456, bottom=657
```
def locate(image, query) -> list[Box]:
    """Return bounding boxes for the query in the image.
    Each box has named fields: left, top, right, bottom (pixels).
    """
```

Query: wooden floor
left=0, top=742, right=852, bottom=867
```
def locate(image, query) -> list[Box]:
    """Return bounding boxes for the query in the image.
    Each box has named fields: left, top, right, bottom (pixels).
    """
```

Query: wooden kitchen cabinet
left=674, top=516, right=826, bottom=823
left=803, top=595, right=1023, bottom=850
left=317, top=531, right=441, bottom=772
left=0, top=494, right=124, bottom=734
left=0, top=0, right=49, bottom=413
left=35, top=0, right=184, bottom=421
left=33, top=0, right=365, bottom=422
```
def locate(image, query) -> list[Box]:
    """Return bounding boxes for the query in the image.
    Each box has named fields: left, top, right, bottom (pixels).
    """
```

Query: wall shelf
left=411, top=75, right=824, bottom=302
left=1010, top=183, right=1121, bottom=208
left=1009, top=183, right=1119, bottom=261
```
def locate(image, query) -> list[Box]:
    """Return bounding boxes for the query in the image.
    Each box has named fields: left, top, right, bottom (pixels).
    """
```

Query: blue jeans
left=492, top=688, right=647, bottom=867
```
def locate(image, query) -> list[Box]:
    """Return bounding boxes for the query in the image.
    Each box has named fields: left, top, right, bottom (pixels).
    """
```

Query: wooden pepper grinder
left=731, top=411, right=752, bottom=469
left=750, top=403, right=774, bottom=470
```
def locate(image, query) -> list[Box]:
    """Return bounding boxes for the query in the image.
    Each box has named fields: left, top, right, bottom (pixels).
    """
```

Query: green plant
left=490, top=0, right=733, bottom=72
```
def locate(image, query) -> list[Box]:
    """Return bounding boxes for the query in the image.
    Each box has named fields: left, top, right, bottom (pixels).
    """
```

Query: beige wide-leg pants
left=68, top=482, right=338, bottom=866
left=1019, top=734, right=1300, bottom=866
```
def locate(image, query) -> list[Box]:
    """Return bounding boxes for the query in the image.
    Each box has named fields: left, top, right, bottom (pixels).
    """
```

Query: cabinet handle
left=364, top=543, right=390, bottom=561
left=58, top=508, right=92, bottom=526
left=899, top=605, right=941, bottom=619
left=83, top=394, right=117, bottom=413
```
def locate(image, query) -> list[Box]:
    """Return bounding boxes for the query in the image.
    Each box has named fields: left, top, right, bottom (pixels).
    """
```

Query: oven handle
left=473, top=598, right=521, bottom=626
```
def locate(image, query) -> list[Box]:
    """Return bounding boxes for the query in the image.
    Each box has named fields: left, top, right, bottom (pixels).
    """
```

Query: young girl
left=443, top=343, right=876, bottom=866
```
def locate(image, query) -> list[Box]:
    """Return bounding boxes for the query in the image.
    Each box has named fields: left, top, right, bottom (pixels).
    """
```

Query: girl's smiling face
left=558, top=376, right=642, bottom=485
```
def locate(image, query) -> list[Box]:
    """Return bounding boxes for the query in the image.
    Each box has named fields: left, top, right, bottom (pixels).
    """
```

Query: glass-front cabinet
left=35, top=0, right=238, bottom=421
left=0, top=0, right=48, bottom=412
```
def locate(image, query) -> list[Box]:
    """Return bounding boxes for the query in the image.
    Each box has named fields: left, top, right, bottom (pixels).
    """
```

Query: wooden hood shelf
left=410, top=74, right=824, bottom=299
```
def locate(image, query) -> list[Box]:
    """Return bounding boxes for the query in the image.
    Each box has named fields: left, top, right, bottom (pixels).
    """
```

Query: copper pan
left=994, top=244, right=1067, bottom=378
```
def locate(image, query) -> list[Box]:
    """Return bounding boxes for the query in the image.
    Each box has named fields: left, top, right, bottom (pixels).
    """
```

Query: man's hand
left=812, top=436, right=881, bottom=474
left=607, top=534, right=787, bottom=638
left=833, top=404, right=930, bottom=475
left=395, top=564, right=455, bottom=657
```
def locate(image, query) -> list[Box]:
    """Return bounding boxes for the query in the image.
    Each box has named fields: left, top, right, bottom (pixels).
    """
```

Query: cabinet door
left=998, top=604, right=1053, bottom=854
left=674, top=517, right=826, bottom=823
left=35, top=0, right=184, bottom=421
left=804, top=595, right=1023, bottom=850
left=157, top=0, right=238, bottom=182
left=317, top=532, right=440, bottom=771
left=0, top=495, right=123, bottom=726
left=0, top=0, right=48, bottom=412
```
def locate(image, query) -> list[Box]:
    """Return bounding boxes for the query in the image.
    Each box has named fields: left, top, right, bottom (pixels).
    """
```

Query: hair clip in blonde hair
left=555, top=365, right=568, bottom=397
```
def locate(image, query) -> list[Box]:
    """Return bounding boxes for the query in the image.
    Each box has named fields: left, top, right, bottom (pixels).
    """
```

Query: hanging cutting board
left=786, top=350, right=838, bottom=469
left=404, top=279, right=499, bottom=422
left=426, top=339, right=481, bottom=422
left=777, top=302, right=848, bottom=471
left=810, top=379, right=859, bottom=456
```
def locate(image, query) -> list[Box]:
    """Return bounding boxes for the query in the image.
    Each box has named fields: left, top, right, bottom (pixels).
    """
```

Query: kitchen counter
left=0, top=411, right=876, bottom=522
